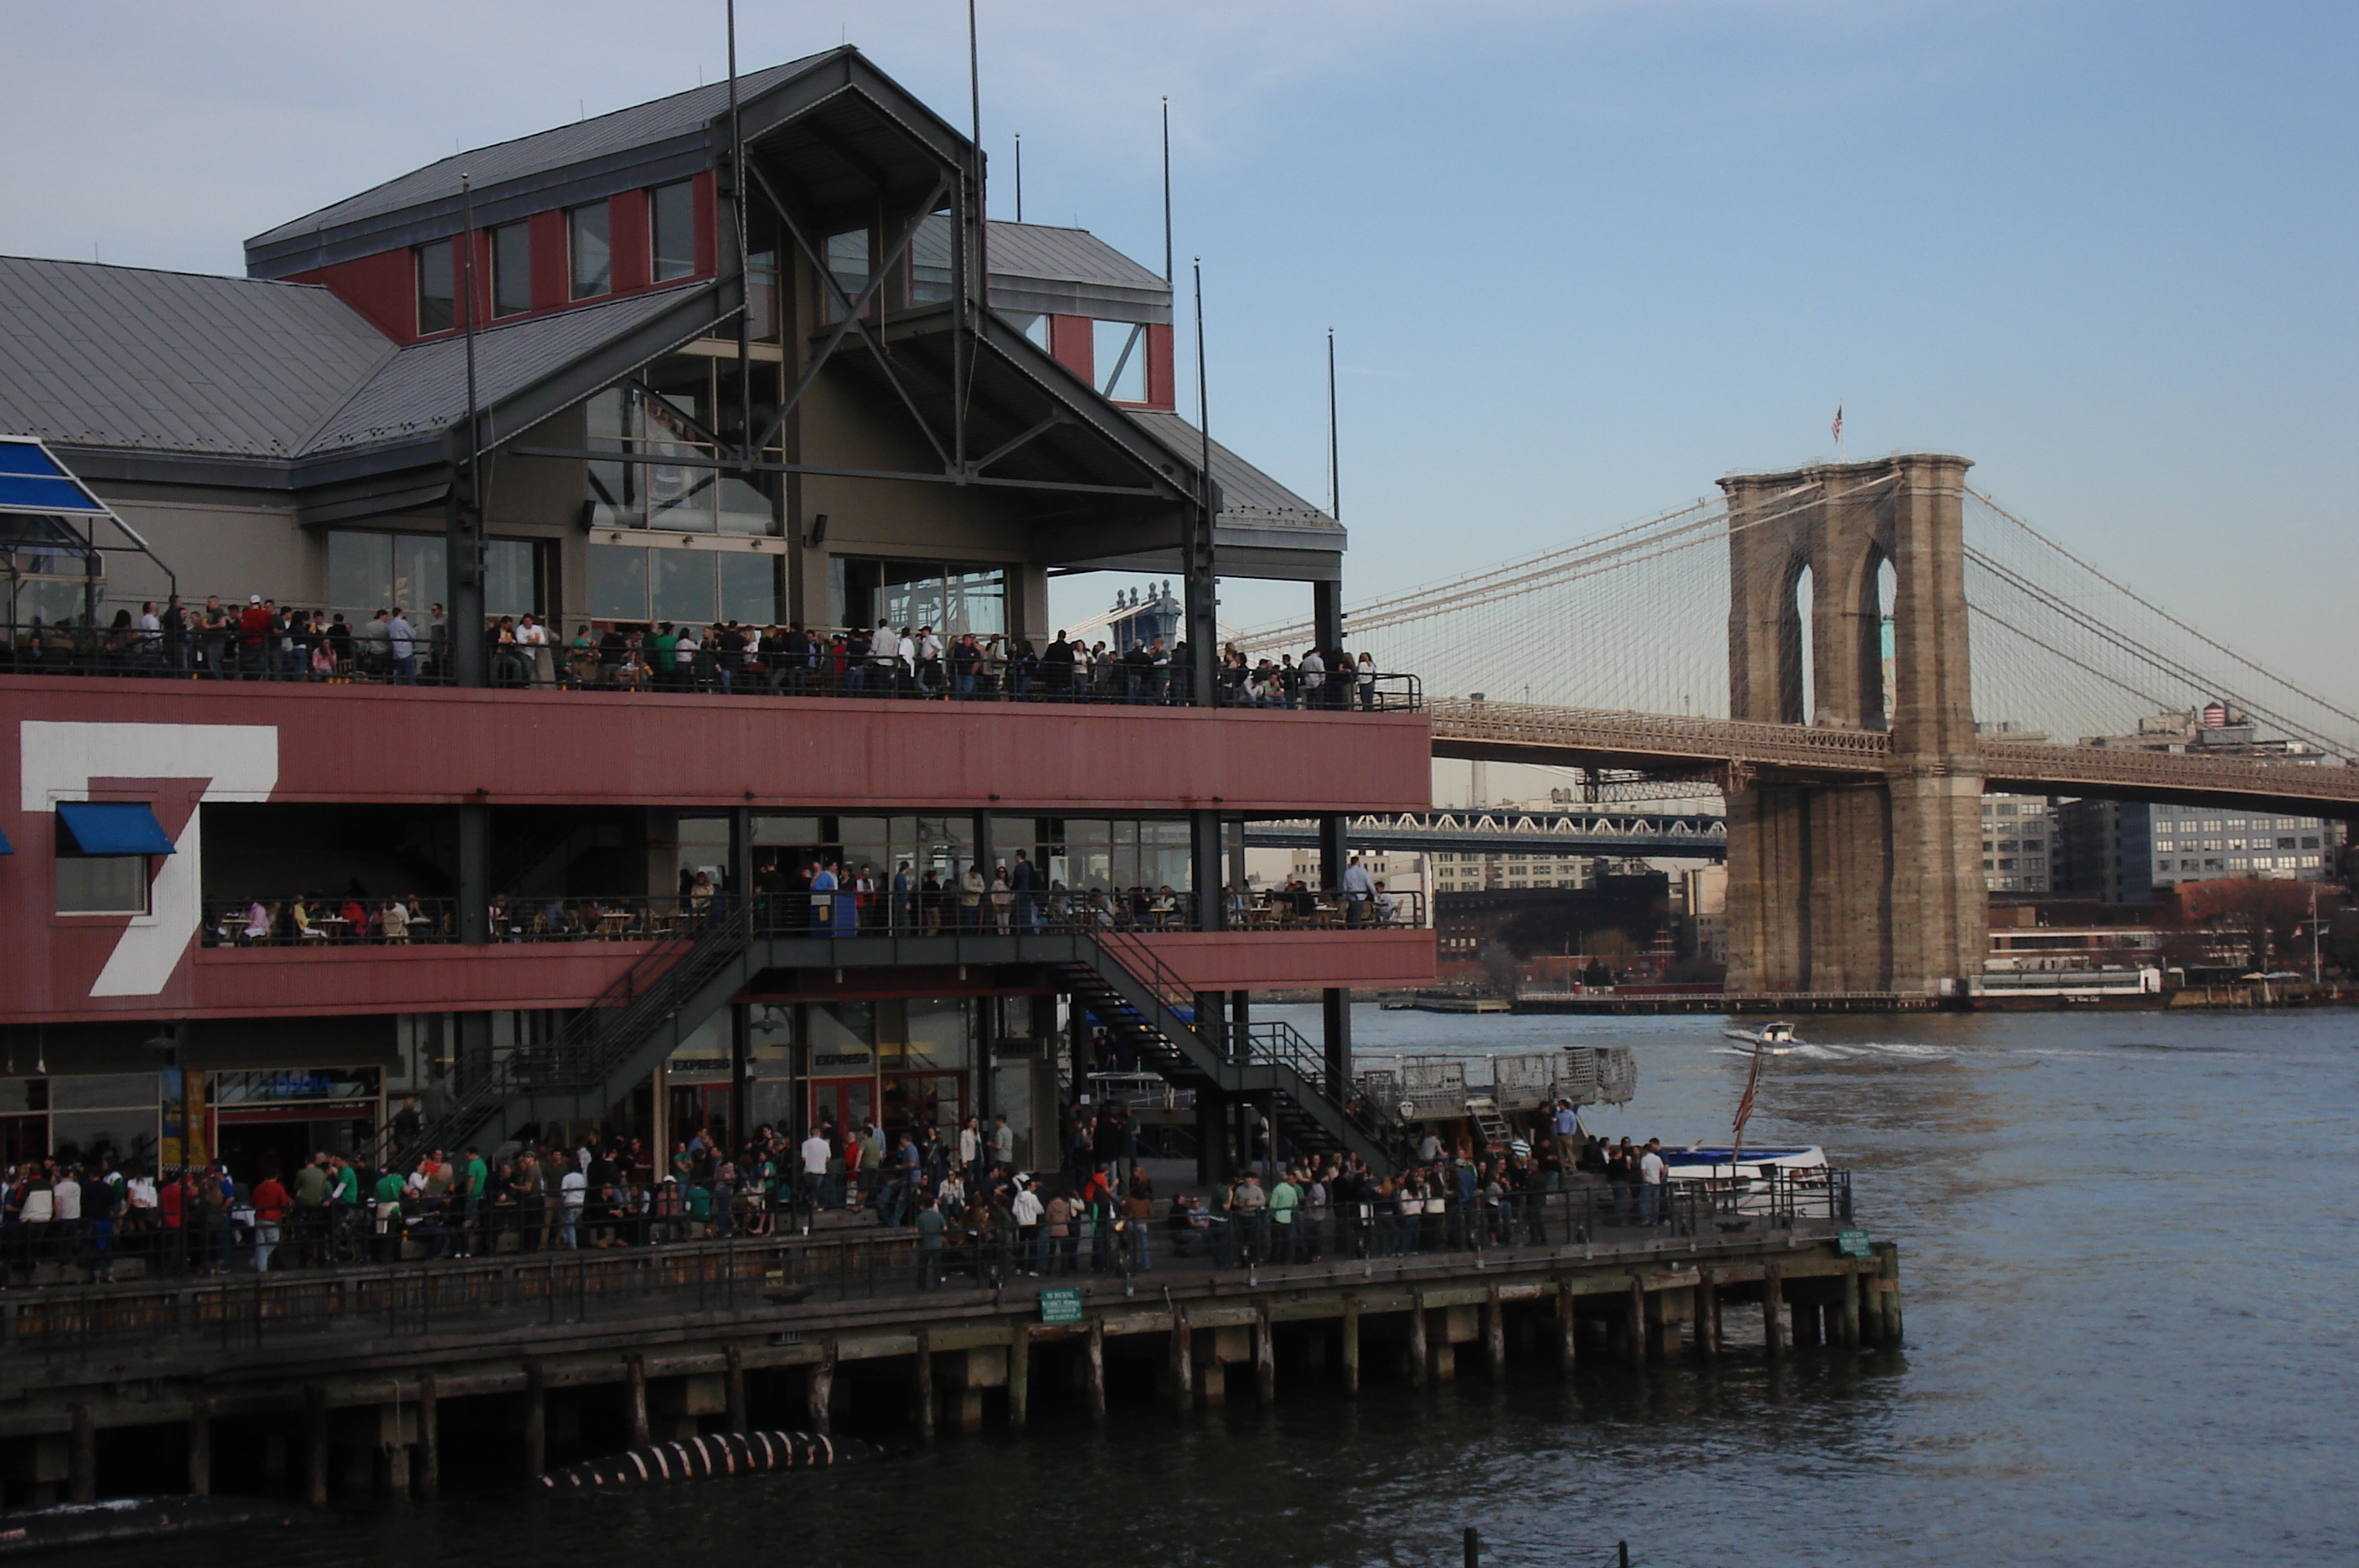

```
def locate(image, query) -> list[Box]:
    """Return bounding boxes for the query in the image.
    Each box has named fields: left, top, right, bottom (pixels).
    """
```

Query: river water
left=84, top=1007, right=2359, bottom=1567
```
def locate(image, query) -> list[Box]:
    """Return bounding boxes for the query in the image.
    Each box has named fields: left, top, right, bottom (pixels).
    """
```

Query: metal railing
left=199, top=889, right=1427, bottom=949
left=0, top=1171, right=1853, bottom=1359
left=0, top=627, right=1422, bottom=714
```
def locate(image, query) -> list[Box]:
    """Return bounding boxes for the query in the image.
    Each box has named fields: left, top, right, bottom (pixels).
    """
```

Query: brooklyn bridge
left=1244, top=452, right=2357, bottom=998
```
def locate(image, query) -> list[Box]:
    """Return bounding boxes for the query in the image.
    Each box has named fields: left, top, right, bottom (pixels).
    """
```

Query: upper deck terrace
left=1, top=672, right=1434, bottom=1024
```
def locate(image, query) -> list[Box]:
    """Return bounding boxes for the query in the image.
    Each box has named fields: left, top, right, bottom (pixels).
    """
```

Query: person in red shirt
left=251, top=1168, right=290, bottom=1271
left=237, top=595, right=272, bottom=676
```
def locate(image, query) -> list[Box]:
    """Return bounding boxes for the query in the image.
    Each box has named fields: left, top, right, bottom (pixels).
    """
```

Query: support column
left=1320, top=986, right=1352, bottom=1107
left=1190, top=808, right=1223, bottom=931
left=914, top=1333, right=936, bottom=1442
left=457, top=801, right=490, bottom=946
left=305, top=1385, right=330, bottom=1507
left=1408, top=1294, right=1428, bottom=1389
left=1763, top=1264, right=1785, bottom=1359
left=1340, top=1301, right=1360, bottom=1398
left=1839, top=1270, right=1861, bottom=1349
left=188, top=1395, right=211, bottom=1497
left=625, top=1357, right=650, bottom=1448
left=1008, top=1328, right=1031, bottom=1429
left=522, top=1363, right=546, bottom=1478
left=1555, top=1281, right=1577, bottom=1373
left=1484, top=1287, right=1506, bottom=1380
left=1169, top=1311, right=1193, bottom=1414
left=443, top=481, right=486, bottom=690
left=68, top=1405, right=94, bottom=1504
left=1696, top=1272, right=1721, bottom=1362
left=416, top=1375, right=438, bottom=1502
left=725, top=1346, right=748, bottom=1433
left=1085, top=1319, right=1107, bottom=1427
left=1196, top=1082, right=1230, bottom=1188
left=1624, top=1277, right=1647, bottom=1370
left=1877, top=1242, right=1905, bottom=1344
left=1254, top=1307, right=1277, bottom=1406
left=808, top=1344, right=836, bottom=1433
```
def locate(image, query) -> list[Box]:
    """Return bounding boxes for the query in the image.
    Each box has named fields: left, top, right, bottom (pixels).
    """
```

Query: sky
left=4, top=1, right=2354, bottom=720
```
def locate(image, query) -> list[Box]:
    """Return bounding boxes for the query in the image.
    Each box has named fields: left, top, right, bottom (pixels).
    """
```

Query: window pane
left=650, top=181, right=696, bottom=281
left=484, top=539, right=536, bottom=617
left=588, top=544, right=648, bottom=622
left=57, top=855, right=148, bottom=916
left=326, top=530, right=393, bottom=616
left=946, top=569, right=1004, bottom=637
left=880, top=560, right=943, bottom=633
left=570, top=202, right=612, bottom=299
left=492, top=221, right=532, bottom=316
left=652, top=549, right=715, bottom=625
left=390, top=534, right=445, bottom=616
left=718, top=552, right=779, bottom=626
left=1094, top=320, right=1145, bottom=402
left=416, top=240, right=455, bottom=333
left=823, top=230, right=867, bottom=321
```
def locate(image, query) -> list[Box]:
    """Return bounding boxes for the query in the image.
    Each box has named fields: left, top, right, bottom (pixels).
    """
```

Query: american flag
left=1732, top=1041, right=1767, bottom=1154
left=1830, top=405, right=1844, bottom=445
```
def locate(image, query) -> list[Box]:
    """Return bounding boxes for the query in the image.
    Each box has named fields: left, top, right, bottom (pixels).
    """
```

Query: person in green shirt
left=650, top=623, right=679, bottom=684
left=915, top=1197, right=946, bottom=1290
left=371, top=1168, right=405, bottom=1263
left=1267, top=1172, right=1301, bottom=1264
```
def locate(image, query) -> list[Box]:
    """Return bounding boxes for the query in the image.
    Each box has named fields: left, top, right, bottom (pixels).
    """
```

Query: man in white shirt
left=1638, top=1140, right=1669, bottom=1226
left=1551, top=1100, right=1581, bottom=1168
left=386, top=607, right=417, bottom=684
left=558, top=1166, right=588, bottom=1248
left=800, top=1129, right=832, bottom=1209
left=1340, top=855, right=1376, bottom=925
left=872, top=621, right=898, bottom=681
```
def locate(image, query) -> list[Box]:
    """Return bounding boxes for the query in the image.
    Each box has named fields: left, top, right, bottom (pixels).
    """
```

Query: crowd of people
left=5, top=597, right=1407, bottom=712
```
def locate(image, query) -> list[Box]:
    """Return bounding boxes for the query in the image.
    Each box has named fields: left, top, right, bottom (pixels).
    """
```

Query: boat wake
left=1711, top=1040, right=1955, bottom=1063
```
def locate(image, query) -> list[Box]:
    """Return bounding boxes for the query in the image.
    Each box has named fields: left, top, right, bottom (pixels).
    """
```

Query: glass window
left=589, top=544, right=649, bottom=622
left=328, top=530, right=392, bottom=615
left=828, top=557, right=1006, bottom=636
left=747, top=245, right=780, bottom=343
left=57, top=852, right=149, bottom=915
left=391, top=534, right=445, bottom=615
left=651, top=181, right=696, bottom=281
left=484, top=539, right=537, bottom=618
left=416, top=240, right=455, bottom=334
left=823, top=230, right=868, bottom=320
left=652, top=549, right=716, bottom=625
left=719, top=552, right=780, bottom=625
left=570, top=202, right=612, bottom=299
left=1094, top=320, right=1146, bottom=402
left=492, top=221, right=533, bottom=317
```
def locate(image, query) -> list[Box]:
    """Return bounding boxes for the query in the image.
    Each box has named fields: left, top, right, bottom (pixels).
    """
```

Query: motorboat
left=1722, top=1019, right=1797, bottom=1047
left=1663, top=1142, right=1830, bottom=1212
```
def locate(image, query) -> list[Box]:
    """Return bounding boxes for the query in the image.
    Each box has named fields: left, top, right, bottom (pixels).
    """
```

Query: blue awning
left=55, top=802, right=175, bottom=856
left=0, top=441, right=107, bottom=516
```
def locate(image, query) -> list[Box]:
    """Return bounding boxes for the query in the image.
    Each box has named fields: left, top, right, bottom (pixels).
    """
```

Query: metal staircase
left=1463, top=1096, right=1513, bottom=1153
left=395, top=907, right=1393, bottom=1177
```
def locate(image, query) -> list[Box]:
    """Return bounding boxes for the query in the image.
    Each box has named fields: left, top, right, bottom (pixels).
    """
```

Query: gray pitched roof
left=1124, top=410, right=1339, bottom=529
left=912, top=219, right=1171, bottom=323
left=0, top=255, right=395, bottom=457
left=249, top=54, right=830, bottom=253
left=304, top=286, right=700, bottom=456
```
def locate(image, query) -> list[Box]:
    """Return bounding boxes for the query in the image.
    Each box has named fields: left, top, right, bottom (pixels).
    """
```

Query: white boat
left=1721, top=1019, right=1798, bottom=1047
left=1662, top=1143, right=1829, bottom=1212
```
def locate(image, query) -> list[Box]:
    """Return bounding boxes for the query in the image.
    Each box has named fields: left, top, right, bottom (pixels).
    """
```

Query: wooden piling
left=1408, top=1293, right=1429, bottom=1389
left=187, top=1395, right=211, bottom=1498
left=1085, top=1319, right=1107, bottom=1426
left=1554, top=1279, right=1577, bottom=1372
left=625, top=1356, right=650, bottom=1448
left=725, top=1346, right=748, bottom=1433
left=914, top=1332, right=936, bottom=1442
left=1340, top=1300, right=1360, bottom=1398
left=1623, top=1277, right=1646, bottom=1370
left=68, top=1404, right=94, bottom=1504
left=416, top=1374, right=439, bottom=1501
left=1763, top=1264, right=1785, bottom=1359
left=1696, top=1273, right=1720, bottom=1362
left=1254, top=1307, right=1277, bottom=1406
left=1009, top=1328, right=1031, bottom=1428
left=522, top=1362, right=546, bottom=1478
left=1877, top=1243, right=1904, bottom=1344
left=305, top=1385, right=329, bottom=1507
left=1838, top=1271, right=1861, bottom=1348
left=1166, top=1311, right=1190, bottom=1415
left=808, top=1343, right=836, bottom=1434
left=1484, top=1286, right=1506, bottom=1380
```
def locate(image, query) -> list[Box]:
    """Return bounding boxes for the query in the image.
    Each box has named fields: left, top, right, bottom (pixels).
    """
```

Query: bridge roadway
left=1427, top=699, right=2359, bottom=818
left=1245, top=810, right=1727, bottom=861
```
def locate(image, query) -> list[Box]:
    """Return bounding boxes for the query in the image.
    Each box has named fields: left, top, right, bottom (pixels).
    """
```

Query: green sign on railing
left=1039, top=1287, right=1085, bottom=1325
left=1837, top=1228, right=1871, bottom=1259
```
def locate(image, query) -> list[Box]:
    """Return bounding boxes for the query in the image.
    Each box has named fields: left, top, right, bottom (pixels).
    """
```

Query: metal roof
left=0, top=255, right=395, bottom=457
left=1123, top=410, right=1340, bottom=530
left=248, top=54, right=831, bottom=255
left=303, top=285, right=703, bottom=456
left=910, top=219, right=1171, bottom=323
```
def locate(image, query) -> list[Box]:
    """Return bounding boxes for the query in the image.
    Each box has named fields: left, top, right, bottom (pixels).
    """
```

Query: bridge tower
left=1720, top=454, right=1985, bottom=997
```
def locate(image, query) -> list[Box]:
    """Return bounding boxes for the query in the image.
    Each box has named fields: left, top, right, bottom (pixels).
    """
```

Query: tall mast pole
left=728, top=0, right=751, bottom=468
left=1326, top=327, right=1340, bottom=522
left=1161, top=99, right=1173, bottom=284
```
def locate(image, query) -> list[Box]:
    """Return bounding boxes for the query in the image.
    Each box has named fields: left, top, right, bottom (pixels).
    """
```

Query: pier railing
left=0, top=1173, right=1851, bottom=1361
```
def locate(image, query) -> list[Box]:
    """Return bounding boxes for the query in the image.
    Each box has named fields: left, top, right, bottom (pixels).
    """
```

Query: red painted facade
left=2, top=678, right=1434, bottom=1024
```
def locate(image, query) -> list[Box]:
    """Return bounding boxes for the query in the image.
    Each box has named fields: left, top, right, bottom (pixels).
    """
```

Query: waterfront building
left=1979, top=792, right=2057, bottom=895
left=0, top=48, right=1433, bottom=1179
left=2052, top=799, right=2335, bottom=903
